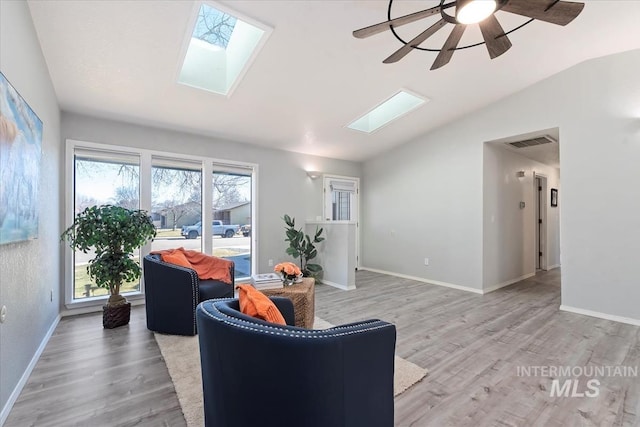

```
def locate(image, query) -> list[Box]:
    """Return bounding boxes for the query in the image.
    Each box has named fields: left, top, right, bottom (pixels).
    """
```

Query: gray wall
left=0, top=0, right=62, bottom=419
left=363, top=49, right=640, bottom=321
left=558, top=50, right=640, bottom=321
left=60, top=112, right=361, bottom=277
left=362, top=111, right=485, bottom=290
left=483, top=144, right=561, bottom=291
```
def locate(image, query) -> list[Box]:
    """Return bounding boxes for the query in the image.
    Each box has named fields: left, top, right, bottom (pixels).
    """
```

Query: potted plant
left=283, top=214, right=324, bottom=278
left=61, top=205, right=156, bottom=328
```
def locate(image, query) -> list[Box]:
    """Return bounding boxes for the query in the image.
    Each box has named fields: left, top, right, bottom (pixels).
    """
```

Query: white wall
left=483, top=144, right=560, bottom=291
left=0, top=1, right=62, bottom=420
left=363, top=49, right=640, bottom=322
left=60, top=112, right=361, bottom=277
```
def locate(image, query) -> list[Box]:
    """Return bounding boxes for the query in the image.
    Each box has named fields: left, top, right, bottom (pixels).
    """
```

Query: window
left=65, top=140, right=257, bottom=308
left=178, top=1, right=272, bottom=96
left=347, top=90, right=428, bottom=133
left=191, top=4, right=237, bottom=49
left=324, top=178, right=358, bottom=222
left=151, top=157, right=203, bottom=253
left=73, top=149, right=140, bottom=300
left=211, top=166, right=253, bottom=279
left=329, top=180, right=356, bottom=221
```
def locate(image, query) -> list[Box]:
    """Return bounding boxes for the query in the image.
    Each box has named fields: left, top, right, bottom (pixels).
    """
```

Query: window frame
left=64, top=139, right=258, bottom=310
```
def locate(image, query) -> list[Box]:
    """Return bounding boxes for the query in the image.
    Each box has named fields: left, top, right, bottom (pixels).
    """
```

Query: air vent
left=507, top=135, right=556, bottom=149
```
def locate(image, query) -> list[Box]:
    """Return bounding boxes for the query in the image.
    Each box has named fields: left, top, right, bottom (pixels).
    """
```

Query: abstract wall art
left=0, top=71, right=43, bottom=244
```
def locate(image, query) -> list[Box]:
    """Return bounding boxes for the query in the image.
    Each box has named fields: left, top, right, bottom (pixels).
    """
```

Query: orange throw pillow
left=236, top=284, right=286, bottom=325
left=161, top=251, right=192, bottom=269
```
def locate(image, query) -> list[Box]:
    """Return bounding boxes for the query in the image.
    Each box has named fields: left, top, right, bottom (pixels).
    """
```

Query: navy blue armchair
left=196, top=297, right=396, bottom=427
left=143, top=254, right=234, bottom=336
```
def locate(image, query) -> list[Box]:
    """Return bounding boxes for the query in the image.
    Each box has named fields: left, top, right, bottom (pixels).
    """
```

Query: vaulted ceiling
left=28, top=1, right=640, bottom=161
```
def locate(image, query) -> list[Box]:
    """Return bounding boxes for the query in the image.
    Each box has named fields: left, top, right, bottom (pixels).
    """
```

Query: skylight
left=178, top=2, right=271, bottom=96
left=192, top=5, right=237, bottom=49
left=347, top=90, right=428, bottom=133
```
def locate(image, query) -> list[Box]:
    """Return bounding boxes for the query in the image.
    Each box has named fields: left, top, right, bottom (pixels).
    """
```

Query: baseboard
left=320, top=279, right=356, bottom=291
left=61, top=297, right=145, bottom=317
left=560, top=305, right=640, bottom=326
left=1, top=314, right=61, bottom=426
left=483, top=272, right=536, bottom=294
left=547, top=264, right=561, bottom=270
left=359, top=267, right=483, bottom=294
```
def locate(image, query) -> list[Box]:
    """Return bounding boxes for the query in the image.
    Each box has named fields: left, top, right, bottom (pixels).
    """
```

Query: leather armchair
left=196, top=298, right=396, bottom=427
left=143, top=254, right=234, bottom=336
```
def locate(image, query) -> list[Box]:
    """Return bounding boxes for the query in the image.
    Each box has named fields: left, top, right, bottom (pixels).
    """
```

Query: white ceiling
left=28, top=1, right=640, bottom=162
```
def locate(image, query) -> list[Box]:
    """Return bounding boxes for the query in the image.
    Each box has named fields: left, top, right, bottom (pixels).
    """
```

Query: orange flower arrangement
left=274, top=262, right=302, bottom=286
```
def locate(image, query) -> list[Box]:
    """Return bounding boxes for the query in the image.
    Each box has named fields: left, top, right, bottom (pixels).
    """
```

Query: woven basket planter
left=103, top=302, right=131, bottom=329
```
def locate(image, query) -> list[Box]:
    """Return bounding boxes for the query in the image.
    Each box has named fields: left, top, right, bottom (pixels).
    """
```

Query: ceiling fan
left=353, top=0, right=585, bottom=70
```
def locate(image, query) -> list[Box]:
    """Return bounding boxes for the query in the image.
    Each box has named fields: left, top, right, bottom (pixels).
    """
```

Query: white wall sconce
left=516, top=170, right=525, bottom=178
left=306, top=171, right=321, bottom=179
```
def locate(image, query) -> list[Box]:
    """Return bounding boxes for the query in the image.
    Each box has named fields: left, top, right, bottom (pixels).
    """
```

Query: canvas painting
left=0, top=72, right=43, bottom=244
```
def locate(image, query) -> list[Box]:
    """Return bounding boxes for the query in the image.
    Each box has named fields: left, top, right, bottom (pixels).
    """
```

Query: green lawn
left=74, top=263, right=140, bottom=299
left=155, top=228, right=181, bottom=238
left=72, top=246, right=245, bottom=299
left=213, top=248, right=246, bottom=257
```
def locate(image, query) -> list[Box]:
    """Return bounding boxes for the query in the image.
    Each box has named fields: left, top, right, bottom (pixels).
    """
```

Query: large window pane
left=73, top=153, right=140, bottom=300
left=212, top=170, right=252, bottom=279
left=67, top=142, right=258, bottom=306
left=324, top=178, right=357, bottom=221
left=151, top=159, right=202, bottom=254
left=333, top=191, right=351, bottom=221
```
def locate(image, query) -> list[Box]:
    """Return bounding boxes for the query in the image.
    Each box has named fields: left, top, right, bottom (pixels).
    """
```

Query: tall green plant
left=61, top=205, right=156, bottom=306
left=283, top=214, right=324, bottom=277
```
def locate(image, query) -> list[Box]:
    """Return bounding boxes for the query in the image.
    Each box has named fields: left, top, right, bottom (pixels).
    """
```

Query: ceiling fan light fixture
left=456, top=0, right=497, bottom=24
left=353, top=0, right=586, bottom=69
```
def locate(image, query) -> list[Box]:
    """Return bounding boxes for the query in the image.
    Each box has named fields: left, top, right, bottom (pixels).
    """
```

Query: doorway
left=323, top=175, right=360, bottom=268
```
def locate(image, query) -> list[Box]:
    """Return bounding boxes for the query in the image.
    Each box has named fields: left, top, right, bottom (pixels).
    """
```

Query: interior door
left=323, top=175, right=360, bottom=268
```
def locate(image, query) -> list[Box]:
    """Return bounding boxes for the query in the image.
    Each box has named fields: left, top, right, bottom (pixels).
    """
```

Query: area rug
left=155, top=317, right=428, bottom=427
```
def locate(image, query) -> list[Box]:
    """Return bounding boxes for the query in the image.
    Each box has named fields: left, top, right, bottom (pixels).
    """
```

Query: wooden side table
left=261, top=278, right=315, bottom=328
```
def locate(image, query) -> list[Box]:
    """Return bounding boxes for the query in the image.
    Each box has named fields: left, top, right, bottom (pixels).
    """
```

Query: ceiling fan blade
left=383, top=19, right=447, bottom=64
left=353, top=5, right=442, bottom=39
left=430, top=24, right=466, bottom=70
left=479, top=14, right=512, bottom=59
left=502, top=0, right=585, bottom=26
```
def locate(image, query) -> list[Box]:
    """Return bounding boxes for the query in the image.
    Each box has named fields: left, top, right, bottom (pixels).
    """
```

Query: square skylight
left=192, top=5, right=237, bottom=49
left=178, top=2, right=271, bottom=96
left=347, top=90, right=428, bottom=133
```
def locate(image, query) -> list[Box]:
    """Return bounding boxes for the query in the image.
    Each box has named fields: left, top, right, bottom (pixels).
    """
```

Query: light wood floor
left=6, top=269, right=640, bottom=426
left=5, top=307, right=186, bottom=427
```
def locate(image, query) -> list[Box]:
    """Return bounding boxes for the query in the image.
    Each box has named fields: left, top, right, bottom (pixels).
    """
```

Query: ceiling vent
left=507, top=135, right=557, bottom=149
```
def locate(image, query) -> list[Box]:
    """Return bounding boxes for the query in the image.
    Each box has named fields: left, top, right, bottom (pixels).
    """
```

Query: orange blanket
left=152, top=247, right=233, bottom=285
